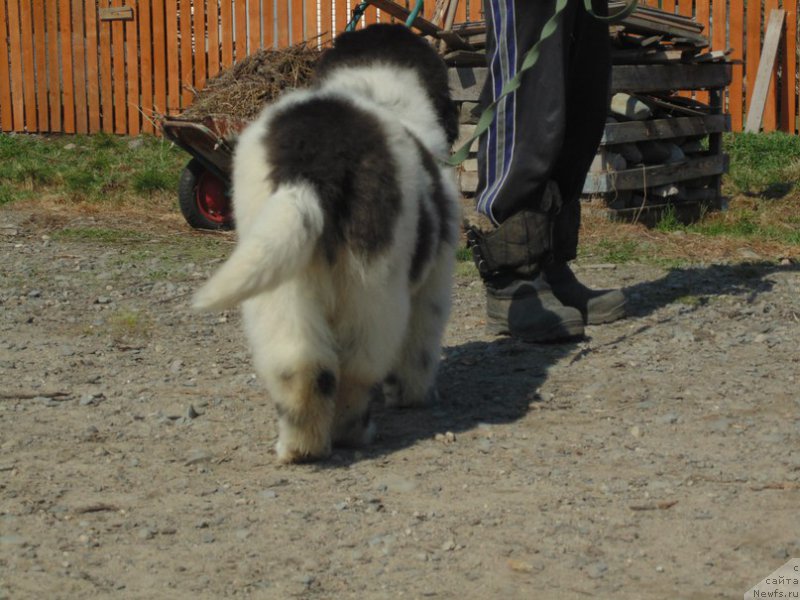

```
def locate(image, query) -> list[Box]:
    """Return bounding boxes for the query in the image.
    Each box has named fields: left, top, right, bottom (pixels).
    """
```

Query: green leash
left=446, top=0, right=638, bottom=167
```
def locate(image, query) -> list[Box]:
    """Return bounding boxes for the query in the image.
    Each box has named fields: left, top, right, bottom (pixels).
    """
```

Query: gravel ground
left=1, top=205, right=799, bottom=599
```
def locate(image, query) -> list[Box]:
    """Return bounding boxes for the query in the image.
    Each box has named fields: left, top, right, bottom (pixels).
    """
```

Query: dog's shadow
left=318, top=259, right=799, bottom=468
left=323, top=336, right=578, bottom=466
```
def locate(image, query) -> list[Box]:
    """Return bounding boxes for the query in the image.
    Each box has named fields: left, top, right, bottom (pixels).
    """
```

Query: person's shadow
left=321, top=260, right=799, bottom=467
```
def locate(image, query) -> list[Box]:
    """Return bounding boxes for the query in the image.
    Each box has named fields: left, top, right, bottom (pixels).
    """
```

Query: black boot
left=544, top=262, right=626, bottom=325
left=485, top=275, right=585, bottom=342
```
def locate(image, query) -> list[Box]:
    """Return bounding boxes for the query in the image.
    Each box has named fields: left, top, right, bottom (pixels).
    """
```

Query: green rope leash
left=446, top=0, right=638, bottom=167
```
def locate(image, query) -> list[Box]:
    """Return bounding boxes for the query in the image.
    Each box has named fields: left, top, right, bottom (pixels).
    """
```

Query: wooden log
left=449, top=64, right=732, bottom=102
left=582, top=154, right=726, bottom=194
left=600, top=115, right=730, bottom=146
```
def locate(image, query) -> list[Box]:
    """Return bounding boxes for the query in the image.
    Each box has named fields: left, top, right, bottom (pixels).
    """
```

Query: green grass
left=52, top=227, right=150, bottom=244
left=723, top=131, right=800, bottom=195
left=596, top=239, right=639, bottom=263
left=0, top=133, right=186, bottom=204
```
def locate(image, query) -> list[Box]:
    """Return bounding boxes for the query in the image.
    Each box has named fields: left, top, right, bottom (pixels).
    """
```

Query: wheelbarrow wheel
left=178, top=159, right=233, bottom=230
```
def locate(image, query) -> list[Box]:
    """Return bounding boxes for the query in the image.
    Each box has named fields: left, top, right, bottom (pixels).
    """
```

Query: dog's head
left=315, top=24, right=459, bottom=145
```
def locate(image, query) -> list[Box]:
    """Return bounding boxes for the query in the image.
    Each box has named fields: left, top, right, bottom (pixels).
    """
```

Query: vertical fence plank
left=139, top=0, right=154, bottom=133
left=334, top=0, right=347, bottom=36
left=59, top=0, right=75, bottom=132
left=303, top=0, right=316, bottom=40
left=729, top=0, right=745, bottom=131
left=84, top=0, right=101, bottom=132
left=784, top=0, right=798, bottom=133
left=152, top=0, right=167, bottom=116
left=762, top=0, right=779, bottom=131
left=291, top=0, right=302, bottom=44
left=46, top=0, right=61, bottom=130
left=166, top=0, right=180, bottom=113
left=235, top=0, right=247, bottom=58
left=0, top=0, right=14, bottom=131
left=98, top=0, right=114, bottom=131
left=194, top=0, right=207, bottom=89
left=319, top=0, right=332, bottom=46
left=746, top=0, right=762, bottom=116
left=71, top=0, right=89, bottom=133
left=33, top=0, right=49, bottom=130
left=262, top=0, right=275, bottom=48
left=220, top=0, right=234, bottom=67
left=208, top=0, right=221, bottom=76
left=8, top=0, right=26, bottom=130
left=662, top=0, right=676, bottom=12
left=180, top=0, right=193, bottom=107
left=125, top=0, right=140, bottom=133
left=695, top=0, right=710, bottom=103
left=677, top=0, right=692, bottom=17
left=468, top=0, right=482, bottom=22
left=248, top=0, right=262, bottom=49
left=277, top=0, right=289, bottom=47
left=19, top=0, right=38, bottom=130
left=112, top=0, right=127, bottom=130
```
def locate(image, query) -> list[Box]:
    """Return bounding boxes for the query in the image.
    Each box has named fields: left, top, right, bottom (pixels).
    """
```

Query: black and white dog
left=193, top=25, right=460, bottom=462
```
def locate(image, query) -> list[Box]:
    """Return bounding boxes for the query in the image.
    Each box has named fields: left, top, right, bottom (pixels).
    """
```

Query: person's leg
left=472, top=0, right=584, bottom=341
left=545, top=1, right=626, bottom=325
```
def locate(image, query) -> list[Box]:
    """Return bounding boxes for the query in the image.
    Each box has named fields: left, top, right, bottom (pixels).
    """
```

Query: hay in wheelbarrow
left=181, top=43, right=321, bottom=121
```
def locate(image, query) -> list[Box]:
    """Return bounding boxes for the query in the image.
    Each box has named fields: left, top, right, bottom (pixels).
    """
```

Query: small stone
left=586, top=561, right=608, bottom=579
left=441, top=540, right=456, bottom=551
left=657, top=413, right=679, bottom=425
left=185, top=449, right=212, bottom=466
left=655, top=565, right=665, bottom=573
left=28, top=290, right=42, bottom=298
left=629, top=425, right=642, bottom=438
left=137, top=528, right=155, bottom=540
left=260, top=490, right=278, bottom=500
left=771, top=547, right=789, bottom=560
left=186, top=405, right=200, bottom=419
left=202, top=533, right=215, bottom=544
left=95, top=296, right=112, bottom=305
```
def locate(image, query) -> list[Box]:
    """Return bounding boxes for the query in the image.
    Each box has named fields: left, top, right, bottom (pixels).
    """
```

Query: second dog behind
left=193, top=25, right=460, bottom=462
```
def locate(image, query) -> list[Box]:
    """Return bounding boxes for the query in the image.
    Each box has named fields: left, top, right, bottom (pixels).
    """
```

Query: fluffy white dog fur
left=193, top=25, right=460, bottom=463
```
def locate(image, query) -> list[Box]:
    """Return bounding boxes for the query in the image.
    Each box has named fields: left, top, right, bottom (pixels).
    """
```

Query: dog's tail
left=192, top=183, right=325, bottom=311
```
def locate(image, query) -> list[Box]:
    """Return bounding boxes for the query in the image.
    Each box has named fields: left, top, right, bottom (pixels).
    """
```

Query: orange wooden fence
left=0, top=0, right=797, bottom=136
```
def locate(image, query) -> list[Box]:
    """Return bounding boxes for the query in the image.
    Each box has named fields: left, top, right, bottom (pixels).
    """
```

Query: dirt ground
left=1, top=203, right=799, bottom=600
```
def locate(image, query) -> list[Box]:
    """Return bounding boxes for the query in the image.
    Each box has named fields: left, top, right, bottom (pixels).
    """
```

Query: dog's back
left=194, top=25, right=459, bottom=462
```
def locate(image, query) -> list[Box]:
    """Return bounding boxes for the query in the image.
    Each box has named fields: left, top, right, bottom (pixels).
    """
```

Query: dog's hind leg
left=384, top=246, right=455, bottom=408
left=244, top=289, right=339, bottom=463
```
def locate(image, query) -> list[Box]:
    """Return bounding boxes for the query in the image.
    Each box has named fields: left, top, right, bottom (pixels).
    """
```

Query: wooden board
left=46, top=0, right=62, bottom=131
left=99, top=0, right=115, bottom=131
left=139, top=0, right=154, bottom=133
left=448, top=64, right=732, bottom=102
left=728, top=0, right=744, bottom=131
left=0, top=0, right=12, bottom=130
left=166, top=0, right=180, bottom=114
left=113, top=0, right=127, bottom=130
left=125, top=0, right=140, bottom=134
left=784, top=0, right=798, bottom=133
left=235, top=0, right=247, bottom=59
left=582, top=154, right=726, bottom=194
left=600, top=115, right=730, bottom=145
left=33, top=0, right=49, bottom=130
left=59, top=0, right=75, bottom=132
left=85, top=0, right=101, bottom=132
left=181, top=0, right=195, bottom=106
left=152, top=0, right=168, bottom=116
left=208, top=0, right=221, bottom=76
left=194, top=0, right=207, bottom=90
left=220, top=0, right=234, bottom=67
left=20, top=0, right=38, bottom=130
left=744, top=9, right=785, bottom=133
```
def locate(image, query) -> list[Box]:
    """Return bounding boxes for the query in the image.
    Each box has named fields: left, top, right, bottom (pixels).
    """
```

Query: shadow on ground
left=318, top=260, right=799, bottom=467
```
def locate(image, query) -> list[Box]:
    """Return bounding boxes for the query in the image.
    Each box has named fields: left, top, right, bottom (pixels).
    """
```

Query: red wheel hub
left=195, top=170, right=232, bottom=225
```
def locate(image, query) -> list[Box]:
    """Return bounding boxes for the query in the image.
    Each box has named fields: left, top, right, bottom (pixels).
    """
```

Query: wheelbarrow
left=161, top=115, right=248, bottom=230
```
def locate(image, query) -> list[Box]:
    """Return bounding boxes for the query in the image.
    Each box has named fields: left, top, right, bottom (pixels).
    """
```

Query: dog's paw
left=275, top=438, right=332, bottom=464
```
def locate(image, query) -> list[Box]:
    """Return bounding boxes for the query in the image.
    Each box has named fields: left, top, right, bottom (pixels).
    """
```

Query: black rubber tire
left=177, top=158, right=233, bottom=230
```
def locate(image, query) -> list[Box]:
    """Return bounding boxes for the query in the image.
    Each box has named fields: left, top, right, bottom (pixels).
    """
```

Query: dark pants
left=476, top=0, right=611, bottom=264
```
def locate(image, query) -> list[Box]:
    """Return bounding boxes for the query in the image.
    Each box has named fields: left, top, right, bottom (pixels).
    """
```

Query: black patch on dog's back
left=315, top=24, right=459, bottom=145
left=264, top=96, right=401, bottom=261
